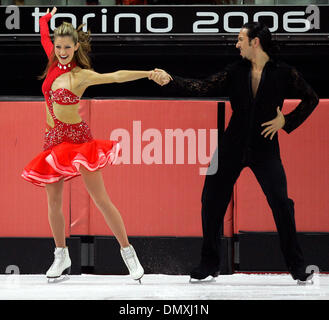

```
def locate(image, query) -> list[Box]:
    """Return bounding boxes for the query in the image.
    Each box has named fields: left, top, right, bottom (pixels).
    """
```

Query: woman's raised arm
left=40, top=7, right=57, bottom=59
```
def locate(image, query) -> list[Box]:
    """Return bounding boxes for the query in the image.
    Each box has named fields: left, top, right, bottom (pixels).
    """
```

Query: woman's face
left=54, top=36, right=79, bottom=65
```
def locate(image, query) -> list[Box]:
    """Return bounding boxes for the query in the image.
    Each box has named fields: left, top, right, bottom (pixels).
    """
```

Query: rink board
left=0, top=236, right=233, bottom=275
left=0, top=99, right=223, bottom=237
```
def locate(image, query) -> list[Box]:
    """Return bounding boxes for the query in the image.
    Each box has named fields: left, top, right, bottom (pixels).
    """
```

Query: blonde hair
left=39, top=22, right=92, bottom=79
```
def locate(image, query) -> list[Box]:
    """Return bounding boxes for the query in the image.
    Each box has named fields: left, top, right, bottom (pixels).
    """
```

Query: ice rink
left=0, top=273, right=328, bottom=300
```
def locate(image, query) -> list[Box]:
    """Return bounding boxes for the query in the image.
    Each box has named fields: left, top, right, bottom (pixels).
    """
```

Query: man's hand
left=261, top=107, right=285, bottom=140
left=46, top=7, right=57, bottom=16
left=149, top=68, right=172, bottom=86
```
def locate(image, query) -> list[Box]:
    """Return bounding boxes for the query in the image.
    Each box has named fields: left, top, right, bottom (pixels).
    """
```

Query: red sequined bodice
left=40, top=13, right=92, bottom=150
left=50, top=88, right=80, bottom=105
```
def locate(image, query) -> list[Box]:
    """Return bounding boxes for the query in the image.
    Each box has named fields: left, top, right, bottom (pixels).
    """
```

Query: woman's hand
left=261, top=107, right=285, bottom=140
left=149, top=68, right=172, bottom=86
left=46, top=7, right=57, bottom=16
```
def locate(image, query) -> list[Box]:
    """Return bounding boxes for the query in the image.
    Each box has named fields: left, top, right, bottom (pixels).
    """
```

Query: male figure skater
left=150, top=22, right=318, bottom=283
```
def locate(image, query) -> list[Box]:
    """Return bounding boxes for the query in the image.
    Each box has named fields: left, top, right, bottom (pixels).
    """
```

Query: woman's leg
left=45, top=179, right=66, bottom=248
left=79, top=166, right=129, bottom=248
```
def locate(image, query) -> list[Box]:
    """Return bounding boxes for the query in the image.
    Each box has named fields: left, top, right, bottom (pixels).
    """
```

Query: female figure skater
left=22, top=7, right=154, bottom=282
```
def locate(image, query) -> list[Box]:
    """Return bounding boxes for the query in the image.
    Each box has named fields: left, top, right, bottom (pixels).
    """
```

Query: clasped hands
left=148, top=68, right=172, bottom=86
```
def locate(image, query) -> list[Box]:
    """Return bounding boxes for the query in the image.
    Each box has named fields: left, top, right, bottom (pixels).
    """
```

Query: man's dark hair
left=242, top=22, right=279, bottom=56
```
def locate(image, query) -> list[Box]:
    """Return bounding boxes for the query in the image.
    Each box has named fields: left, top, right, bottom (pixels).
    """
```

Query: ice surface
left=0, top=273, right=328, bottom=300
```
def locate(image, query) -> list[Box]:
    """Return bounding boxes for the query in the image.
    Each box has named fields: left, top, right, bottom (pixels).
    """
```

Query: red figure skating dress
left=21, top=13, right=120, bottom=187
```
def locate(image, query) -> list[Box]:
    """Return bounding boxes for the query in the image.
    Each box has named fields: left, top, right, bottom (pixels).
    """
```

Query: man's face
left=236, top=28, right=254, bottom=60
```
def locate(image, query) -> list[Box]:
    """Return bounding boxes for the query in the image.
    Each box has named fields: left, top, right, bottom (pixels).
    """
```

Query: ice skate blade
left=134, top=274, right=144, bottom=284
left=47, top=274, right=70, bottom=284
left=189, top=276, right=217, bottom=284
left=47, top=266, right=71, bottom=283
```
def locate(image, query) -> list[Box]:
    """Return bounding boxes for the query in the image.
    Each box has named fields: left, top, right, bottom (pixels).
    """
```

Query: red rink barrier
left=232, top=99, right=329, bottom=233
left=0, top=101, right=70, bottom=237
left=0, top=99, right=218, bottom=237
left=0, top=99, right=327, bottom=237
left=73, top=99, right=218, bottom=236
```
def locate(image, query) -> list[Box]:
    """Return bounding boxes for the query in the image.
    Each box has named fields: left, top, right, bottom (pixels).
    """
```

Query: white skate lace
left=121, top=248, right=138, bottom=272
left=49, top=250, right=65, bottom=271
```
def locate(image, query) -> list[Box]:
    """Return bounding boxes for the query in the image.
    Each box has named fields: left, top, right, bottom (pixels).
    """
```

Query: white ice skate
left=46, top=247, right=71, bottom=283
left=120, top=245, right=144, bottom=283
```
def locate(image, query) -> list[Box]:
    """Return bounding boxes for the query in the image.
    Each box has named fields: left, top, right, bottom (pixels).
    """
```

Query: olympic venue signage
left=0, top=5, right=328, bottom=36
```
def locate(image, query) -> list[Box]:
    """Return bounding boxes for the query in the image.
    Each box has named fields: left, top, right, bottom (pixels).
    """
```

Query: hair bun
left=76, top=24, right=91, bottom=54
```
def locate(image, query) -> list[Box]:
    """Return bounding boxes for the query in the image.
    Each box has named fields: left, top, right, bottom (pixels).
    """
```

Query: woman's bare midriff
left=45, top=102, right=82, bottom=132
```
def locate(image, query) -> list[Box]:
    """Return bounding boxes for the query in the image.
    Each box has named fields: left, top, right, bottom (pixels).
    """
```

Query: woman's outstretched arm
left=77, top=69, right=154, bottom=89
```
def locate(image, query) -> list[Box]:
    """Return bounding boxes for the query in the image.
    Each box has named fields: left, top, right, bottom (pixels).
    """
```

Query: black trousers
left=201, top=147, right=305, bottom=273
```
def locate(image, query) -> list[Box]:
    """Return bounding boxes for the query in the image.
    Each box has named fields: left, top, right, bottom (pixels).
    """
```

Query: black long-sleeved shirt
left=167, top=59, right=319, bottom=161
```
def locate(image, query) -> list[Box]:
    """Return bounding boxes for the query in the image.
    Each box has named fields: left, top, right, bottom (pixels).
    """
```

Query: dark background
left=1, top=37, right=328, bottom=99
left=0, top=4, right=328, bottom=99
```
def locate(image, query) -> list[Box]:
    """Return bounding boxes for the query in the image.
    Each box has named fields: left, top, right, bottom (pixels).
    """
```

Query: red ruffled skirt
left=22, top=139, right=120, bottom=187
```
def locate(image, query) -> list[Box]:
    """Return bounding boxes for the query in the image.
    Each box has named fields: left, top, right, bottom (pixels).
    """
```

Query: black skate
left=292, top=268, right=314, bottom=285
left=189, top=263, right=219, bottom=283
